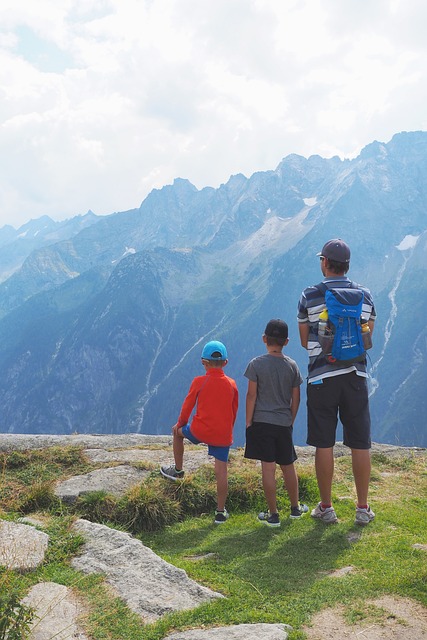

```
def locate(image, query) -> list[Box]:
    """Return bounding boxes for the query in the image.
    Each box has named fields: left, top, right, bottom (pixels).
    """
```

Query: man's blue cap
left=201, top=340, right=228, bottom=360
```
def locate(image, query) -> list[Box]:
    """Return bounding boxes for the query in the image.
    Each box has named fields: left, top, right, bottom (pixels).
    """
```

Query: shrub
left=165, top=467, right=218, bottom=515
left=118, top=481, right=181, bottom=532
left=16, top=481, right=60, bottom=513
left=297, top=470, right=319, bottom=504
left=0, top=580, right=35, bottom=640
left=1, top=451, right=29, bottom=469
left=75, top=491, right=119, bottom=523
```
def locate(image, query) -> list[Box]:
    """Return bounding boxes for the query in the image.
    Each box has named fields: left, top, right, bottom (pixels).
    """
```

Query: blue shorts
left=181, top=424, right=230, bottom=462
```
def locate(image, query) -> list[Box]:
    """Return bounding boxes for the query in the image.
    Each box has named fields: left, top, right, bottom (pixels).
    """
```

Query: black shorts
left=244, top=422, right=297, bottom=466
left=306, top=372, right=371, bottom=449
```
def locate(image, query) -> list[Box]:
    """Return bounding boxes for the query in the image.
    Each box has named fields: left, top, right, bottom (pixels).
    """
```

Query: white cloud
left=0, top=0, right=426, bottom=227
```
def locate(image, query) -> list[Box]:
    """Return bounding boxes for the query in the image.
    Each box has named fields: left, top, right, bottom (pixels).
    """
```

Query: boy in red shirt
left=161, top=340, right=239, bottom=524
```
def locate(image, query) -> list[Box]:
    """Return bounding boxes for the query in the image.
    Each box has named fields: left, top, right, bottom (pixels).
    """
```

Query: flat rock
left=0, top=520, right=49, bottom=571
left=0, top=433, right=171, bottom=452
left=71, top=519, right=223, bottom=622
left=22, top=582, right=88, bottom=640
left=55, top=465, right=149, bottom=503
left=1, top=434, right=424, bottom=462
left=163, top=623, right=291, bottom=639
left=84, top=447, right=209, bottom=472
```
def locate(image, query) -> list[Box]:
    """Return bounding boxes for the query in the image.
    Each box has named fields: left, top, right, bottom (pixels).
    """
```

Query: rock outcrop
left=22, top=582, right=88, bottom=640
left=55, top=465, right=150, bottom=503
left=0, top=520, right=49, bottom=571
left=163, top=623, right=291, bottom=639
left=71, top=518, right=223, bottom=622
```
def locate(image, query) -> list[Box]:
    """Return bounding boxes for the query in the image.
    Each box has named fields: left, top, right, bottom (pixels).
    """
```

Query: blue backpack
left=316, top=282, right=366, bottom=364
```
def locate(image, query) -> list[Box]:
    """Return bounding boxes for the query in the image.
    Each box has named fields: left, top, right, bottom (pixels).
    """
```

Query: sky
left=1, top=0, right=426, bottom=229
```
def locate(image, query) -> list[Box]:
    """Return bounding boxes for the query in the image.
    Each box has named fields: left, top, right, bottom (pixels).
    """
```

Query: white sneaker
left=310, top=502, right=338, bottom=523
left=355, top=505, right=375, bottom=526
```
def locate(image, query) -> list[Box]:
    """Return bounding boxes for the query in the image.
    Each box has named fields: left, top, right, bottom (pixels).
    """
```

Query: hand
left=171, top=423, right=180, bottom=435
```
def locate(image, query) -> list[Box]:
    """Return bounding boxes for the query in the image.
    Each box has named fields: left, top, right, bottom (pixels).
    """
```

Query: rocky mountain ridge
left=0, top=131, right=426, bottom=446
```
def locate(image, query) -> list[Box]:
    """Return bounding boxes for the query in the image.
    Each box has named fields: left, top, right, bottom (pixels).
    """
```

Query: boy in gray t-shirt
left=244, top=319, right=308, bottom=527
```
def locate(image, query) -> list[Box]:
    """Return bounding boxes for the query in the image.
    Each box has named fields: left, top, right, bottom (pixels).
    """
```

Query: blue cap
left=201, top=340, right=228, bottom=361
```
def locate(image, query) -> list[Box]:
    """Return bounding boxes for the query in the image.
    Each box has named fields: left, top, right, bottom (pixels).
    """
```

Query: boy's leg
left=214, top=458, right=228, bottom=512
left=261, top=461, right=278, bottom=514
left=173, top=427, right=185, bottom=470
left=280, top=462, right=299, bottom=508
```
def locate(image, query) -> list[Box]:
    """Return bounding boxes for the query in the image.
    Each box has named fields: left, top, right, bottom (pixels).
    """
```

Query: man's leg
left=173, top=427, right=185, bottom=470
left=307, top=378, right=338, bottom=506
left=351, top=448, right=371, bottom=506
left=315, top=447, right=334, bottom=505
left=214, top=459, right=228, bottom=511
left=261, top=461, right=278, bottom=513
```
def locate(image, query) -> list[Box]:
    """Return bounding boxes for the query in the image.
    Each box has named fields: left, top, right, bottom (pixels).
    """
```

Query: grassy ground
left=1, top=447, right=426, bottom=639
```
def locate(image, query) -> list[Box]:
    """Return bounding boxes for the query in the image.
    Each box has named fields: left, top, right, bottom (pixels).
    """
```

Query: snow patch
left=369, top=251, right=411, bottom=396
left=303, top=197, right=317, bottom=206
left=112, top=247, right=136, bottom=264
left=396, top=235, right=419, bottom=251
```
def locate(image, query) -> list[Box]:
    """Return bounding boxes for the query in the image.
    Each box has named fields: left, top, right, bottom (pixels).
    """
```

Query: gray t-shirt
left=244, top=353, right=303, bottom=426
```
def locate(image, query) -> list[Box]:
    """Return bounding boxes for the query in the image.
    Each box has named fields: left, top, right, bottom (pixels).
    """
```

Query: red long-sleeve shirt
left=177, top=368, right=238, bottom=446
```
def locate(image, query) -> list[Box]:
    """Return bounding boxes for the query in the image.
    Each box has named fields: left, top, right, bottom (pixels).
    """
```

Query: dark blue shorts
left=306, top=372, right=371, bottom=449
left=244, top=422, right=297, bottom=466
left=181, top=424, right=230, bottom=462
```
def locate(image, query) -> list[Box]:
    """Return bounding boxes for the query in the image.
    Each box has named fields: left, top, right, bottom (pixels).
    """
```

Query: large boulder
left=22, top=582, right=88, bottom=640
left=71, top=519, right=223, bottom=622
left=55, top=465, right=149, bottom=503
left=163, top=623, right=291, bottom=639
left=0, top=520, right=48, bottom=571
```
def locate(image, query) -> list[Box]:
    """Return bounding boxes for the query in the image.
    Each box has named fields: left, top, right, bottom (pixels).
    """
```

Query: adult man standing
left=297, top=239, right=376, bottom=525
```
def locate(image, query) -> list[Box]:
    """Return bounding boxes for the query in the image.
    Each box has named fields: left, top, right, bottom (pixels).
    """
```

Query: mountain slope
left=0, top=131, right=425, bottom=446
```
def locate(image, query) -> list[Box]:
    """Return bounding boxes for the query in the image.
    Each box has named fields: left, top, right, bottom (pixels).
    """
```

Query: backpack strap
left=314, top=282, right=327, bottom=296
left=314, top=281, right=362, bottom=297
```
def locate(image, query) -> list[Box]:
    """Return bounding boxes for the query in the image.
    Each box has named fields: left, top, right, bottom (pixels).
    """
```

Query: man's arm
left=245, top=380, right=257, bottom=428
left=299, top=322, right=310, bottom=349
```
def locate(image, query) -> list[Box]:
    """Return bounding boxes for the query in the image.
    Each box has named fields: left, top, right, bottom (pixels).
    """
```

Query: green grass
left=0, top=446, right=426, bottom=639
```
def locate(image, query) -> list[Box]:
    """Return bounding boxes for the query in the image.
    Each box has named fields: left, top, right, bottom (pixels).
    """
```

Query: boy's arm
left=290, top=385, right=300, bottom=424
left=232, top=384, right=239, bottom=425
left=245, top=380, right=257, bottom=428
left=176, top=378, right=199, bottom=427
